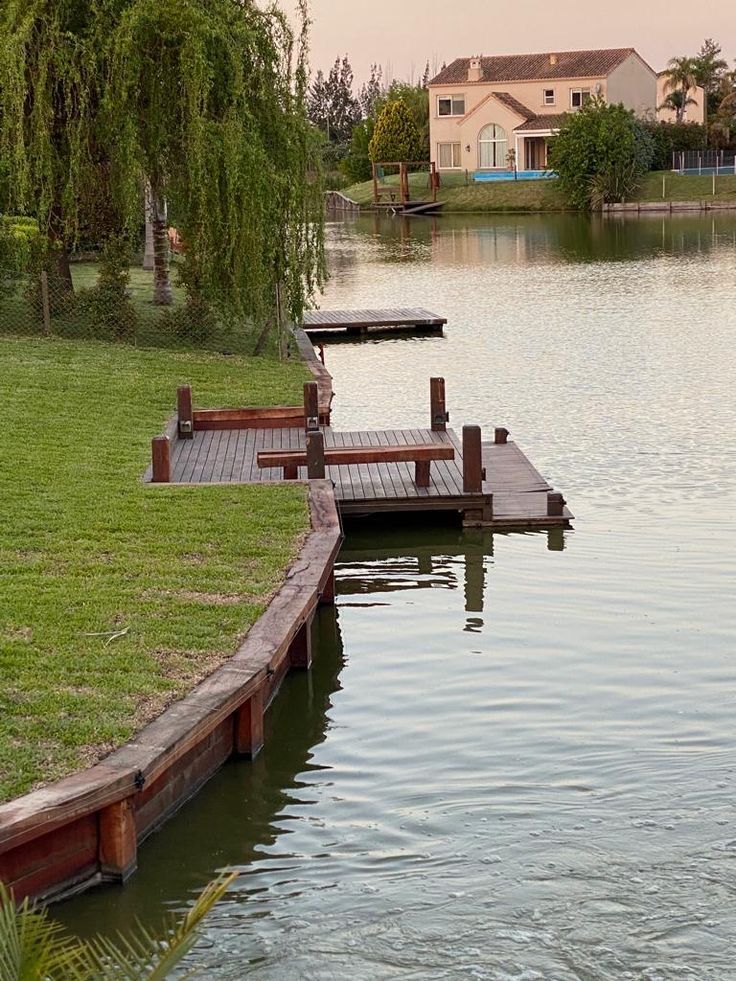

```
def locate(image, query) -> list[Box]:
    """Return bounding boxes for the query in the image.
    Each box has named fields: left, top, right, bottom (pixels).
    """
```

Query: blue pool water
left=473, top=169, right=554, bottom=182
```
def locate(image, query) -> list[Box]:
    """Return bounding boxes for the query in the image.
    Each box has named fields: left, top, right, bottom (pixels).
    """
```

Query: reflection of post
left=547, top=528, right=565, bottom=552
left=464, top=548, right=485, bottom=613
left=417, top=553, right=432, bottom=576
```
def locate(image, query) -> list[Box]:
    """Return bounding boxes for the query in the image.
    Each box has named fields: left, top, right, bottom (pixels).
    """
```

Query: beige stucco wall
left=606, top=53, right=657, bottom=116
left=656, top=75, right=705, bottom=124
left=429, top=54, right=657, bottom=172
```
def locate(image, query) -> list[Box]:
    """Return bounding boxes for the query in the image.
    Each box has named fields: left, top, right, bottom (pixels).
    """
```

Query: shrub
left=548, top=99, right=654, bottom=209
left=640, top=121, right=708, bottom=170
left=369, top=99, right=424, bottom=163
left=342, top=118, right=375, bottom=184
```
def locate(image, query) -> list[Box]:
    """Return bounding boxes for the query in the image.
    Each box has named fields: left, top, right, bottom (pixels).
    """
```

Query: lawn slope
left=0, top=337, right=310, bottom=801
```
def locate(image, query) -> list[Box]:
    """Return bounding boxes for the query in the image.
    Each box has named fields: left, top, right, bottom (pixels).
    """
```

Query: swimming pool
left=473, top=169, right=555, bottom=182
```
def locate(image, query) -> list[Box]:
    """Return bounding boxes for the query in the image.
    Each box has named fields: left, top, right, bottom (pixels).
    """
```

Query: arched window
left=478, top=123, right=508, bottom=169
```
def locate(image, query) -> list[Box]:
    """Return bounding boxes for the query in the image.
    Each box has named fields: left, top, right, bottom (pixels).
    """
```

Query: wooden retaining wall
left=603, top=200, right=736, bottom=214
left=325, top=190, right=361, bottom=214
left=0, top=482, right=342, bottom=902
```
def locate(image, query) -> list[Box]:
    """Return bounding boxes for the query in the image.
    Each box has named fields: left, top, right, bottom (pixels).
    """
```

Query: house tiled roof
left=514, top=112, right=570, bottom=132
left=491, top=92, right=535, bottom=120
left=430, top=48, right=635, bottom=86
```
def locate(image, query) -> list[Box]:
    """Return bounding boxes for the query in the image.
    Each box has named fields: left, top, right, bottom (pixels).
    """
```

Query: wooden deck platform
left=302, top=308, right=447, bottom=337
left=164, top=425, right=572, bottom=529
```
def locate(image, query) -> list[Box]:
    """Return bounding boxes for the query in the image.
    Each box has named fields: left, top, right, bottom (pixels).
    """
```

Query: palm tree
left=658, top=88, right=698, bottom=124
left=663, top=57, right=699, bottom=123
left=0, top=873, right=234, bottom=979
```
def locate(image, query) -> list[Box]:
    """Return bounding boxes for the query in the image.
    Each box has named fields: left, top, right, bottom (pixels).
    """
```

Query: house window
left=478, top=123, right=508, bottom=169
left=438, top=142, right=462, bottom=169
left=543, top=89, right=555, bottom=105
left=570, top=88, right=591, bottom=109
left=438, top=95, right=466, bottom=117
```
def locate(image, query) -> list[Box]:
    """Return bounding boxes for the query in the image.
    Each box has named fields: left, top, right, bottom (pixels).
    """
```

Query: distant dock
left=302, top=308, right=447, bottom=338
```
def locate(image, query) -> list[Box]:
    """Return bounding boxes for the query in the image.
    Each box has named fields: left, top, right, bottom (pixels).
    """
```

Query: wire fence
left=0, top=263, right=287, bottom=357
left=672, top=150, right=736, bottom=175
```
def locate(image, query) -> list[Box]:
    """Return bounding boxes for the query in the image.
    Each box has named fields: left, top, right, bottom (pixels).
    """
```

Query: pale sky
left=283, top=0, right=736, bottom=83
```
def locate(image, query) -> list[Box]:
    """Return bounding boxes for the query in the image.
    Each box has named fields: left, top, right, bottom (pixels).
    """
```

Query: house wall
left=606, top=53, right=657, bottom=116
left=430, top=76, right=608, bottom=172
left=656, top=76, right=706, bottom=124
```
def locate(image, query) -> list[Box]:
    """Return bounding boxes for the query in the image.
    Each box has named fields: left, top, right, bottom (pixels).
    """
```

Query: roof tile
left=430, top=48, right=636, bottom=86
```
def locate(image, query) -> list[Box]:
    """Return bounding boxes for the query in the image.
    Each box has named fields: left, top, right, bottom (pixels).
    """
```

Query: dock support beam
left=234, top=689, right=264, bottom=759
left=306, top=431, right=326, bottom=479
left=494, top=427, right=509, bottom=445
left=177, top=385, right=194, bottom=439
left=98, top=798, right=137, bottom=882
left=430, top=377, right=448, bottom=431
left=289, top=621, right=313, bottom=670
left=547, top=491, right=566, bottom=517
left=304, top=381, right=320, bottom=432
left=151, top=435, right=171, bottom=483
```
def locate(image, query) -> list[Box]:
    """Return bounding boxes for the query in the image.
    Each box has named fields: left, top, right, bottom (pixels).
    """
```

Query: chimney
left=468, top=56, right=483, bottom=82
left=549, top=54, right=558, bottom=66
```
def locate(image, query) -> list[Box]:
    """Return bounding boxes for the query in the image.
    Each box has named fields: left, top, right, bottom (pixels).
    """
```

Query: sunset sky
left=284, top=0, right=736, bottom=83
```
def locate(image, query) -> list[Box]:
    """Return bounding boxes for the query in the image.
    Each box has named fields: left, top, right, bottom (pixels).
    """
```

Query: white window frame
left=570, top=88, right=591, bottom=109
left=543, top=88, right=555, bottom=106
left=437, top=142, right=462, bottom=169
left=478, top=123, right=509, bottom=170
left=437, top=95, right=466, bottom=118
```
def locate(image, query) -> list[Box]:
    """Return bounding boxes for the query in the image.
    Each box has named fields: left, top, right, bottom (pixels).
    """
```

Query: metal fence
left=0, top=265, right=287, bottom=357
left=672, top=150, right=736, bottom=175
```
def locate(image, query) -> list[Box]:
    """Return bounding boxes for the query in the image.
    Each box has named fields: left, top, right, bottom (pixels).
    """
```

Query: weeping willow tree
left=1, top=0, right=325, bottom=337
left=0, top=0, right=122, bottom=288
left=105, top=0, right=326, bottom=330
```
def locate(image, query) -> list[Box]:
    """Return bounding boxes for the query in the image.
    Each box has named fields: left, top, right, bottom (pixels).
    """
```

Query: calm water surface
left=61, top=214, right=736, bottom=979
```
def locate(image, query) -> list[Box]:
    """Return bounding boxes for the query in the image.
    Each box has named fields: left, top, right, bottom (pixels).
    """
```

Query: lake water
left=60, top=213, right=736, bottom=979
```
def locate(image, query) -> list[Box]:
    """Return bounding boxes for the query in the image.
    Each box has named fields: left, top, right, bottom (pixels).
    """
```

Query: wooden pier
left=148, top=379, right=572, bottom=531
left=302, top=308, right=447, bottom=337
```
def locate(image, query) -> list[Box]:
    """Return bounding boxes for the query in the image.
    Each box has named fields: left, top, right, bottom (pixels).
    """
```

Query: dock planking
left=164, top=425, right=572, bottom=529
left=302, top=308, right=447, bottom=337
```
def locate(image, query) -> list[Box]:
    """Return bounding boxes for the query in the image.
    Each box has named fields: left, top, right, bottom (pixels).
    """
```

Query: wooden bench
left=256, top=442, right=455, bottom=487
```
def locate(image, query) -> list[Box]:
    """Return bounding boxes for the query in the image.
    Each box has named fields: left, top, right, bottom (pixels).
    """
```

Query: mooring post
left=430, top=377, right=448, bottom=431
left=304, top=381, right=320, bottom=432
left=306, top=431, right=326, bottom=479
left=177, top=385, right=194, bottom=439
left=151, top=435, right=171, bottom=483
left=494, top=427, right=509, bottom=445
left=462, top=425, right=485, bottom=493
left=320, top=570, right=336, bottom=605
left=547, top=491, right=566, bottom=517
left=234, top=688, right=264, bottom=758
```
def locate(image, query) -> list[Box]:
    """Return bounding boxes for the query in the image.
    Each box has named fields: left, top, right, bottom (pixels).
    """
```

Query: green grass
left=343, top=170, right=736, bottom=213
left=0, top=336, right=312, bottom=802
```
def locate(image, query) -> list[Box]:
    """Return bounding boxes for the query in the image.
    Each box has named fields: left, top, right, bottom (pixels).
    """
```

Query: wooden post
left=289, top=621, right=313, bottom=670
left=320, top=570, right=336, bottom=605
left=304, top=381, right=320, bottom=432
left=547, top=491, right=566, bottom=517
left=494, top=427, right=509, bottom=444
left=283, top=464, right=299, bottom=481
left=372, top=163, right=379, bottom=206
left=430, top=377, right=448, bottom=431
left=151, top=435, right=171, bottom=483
left=462, top=425, right=484, bottom=493
left=234, top=688, right=264, bottom=758
left=177, top=385, right=194, bottom=439
left=98, top=798, right=137, bottom=881
left=306, top=431, right=326, bottom=479
left=415, top=460, right=431, bottom=486
left=40, top=271, right=51, bottom=335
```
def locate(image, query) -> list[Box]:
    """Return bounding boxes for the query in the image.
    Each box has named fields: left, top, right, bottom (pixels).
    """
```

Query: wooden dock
left=148, top=379, right=572, bottom=531
left=302, top=308, right=447, bottom=337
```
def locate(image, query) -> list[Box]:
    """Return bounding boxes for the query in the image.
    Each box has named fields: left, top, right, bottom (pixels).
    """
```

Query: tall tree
left=663, top=57, right=699, bottom=123
left=309, top=55, right=361, bottom=143
left=359, top=63, right=384, bottom=119
left=693, top=39, right=728, bottom=114
left=369, top=99, right=424, bottom=163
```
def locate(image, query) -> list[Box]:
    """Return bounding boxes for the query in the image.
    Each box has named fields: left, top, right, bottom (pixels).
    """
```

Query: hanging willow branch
left=104, top=0, right=325, bottom=325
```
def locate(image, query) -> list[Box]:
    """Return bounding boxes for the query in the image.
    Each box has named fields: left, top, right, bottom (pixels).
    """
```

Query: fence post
left=40, top=272, right=51, bottom=335
left=304, top=381, right=320, bottom=432
left=430, top=377, right=448, bottom=431
left=306, top=431, right=326, bottom=479
left=462, top=425, right=484, bottom=493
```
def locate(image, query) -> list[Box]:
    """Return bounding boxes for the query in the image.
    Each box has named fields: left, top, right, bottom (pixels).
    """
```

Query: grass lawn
left=0, top=336, right=311, bottom=802
left=343, top=170, right=736, bottom=213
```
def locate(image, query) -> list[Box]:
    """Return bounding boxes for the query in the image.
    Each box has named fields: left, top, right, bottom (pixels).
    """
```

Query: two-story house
left=428, top=48, right=657, bottom=174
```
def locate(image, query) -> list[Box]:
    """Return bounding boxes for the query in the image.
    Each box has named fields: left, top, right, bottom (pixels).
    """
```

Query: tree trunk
left=150, top=189, right=173, bottom=306
left=143, top=186, right=155, bottom=271
left=56, top=248, right=73, bottom=291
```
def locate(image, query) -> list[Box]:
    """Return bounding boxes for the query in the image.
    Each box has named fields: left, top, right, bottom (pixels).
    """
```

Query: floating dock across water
left=302, top=308, right=447, bottom=338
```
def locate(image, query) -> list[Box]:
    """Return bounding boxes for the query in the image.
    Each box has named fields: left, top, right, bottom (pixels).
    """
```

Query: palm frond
left=0, top=881, right=79, bottom=980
